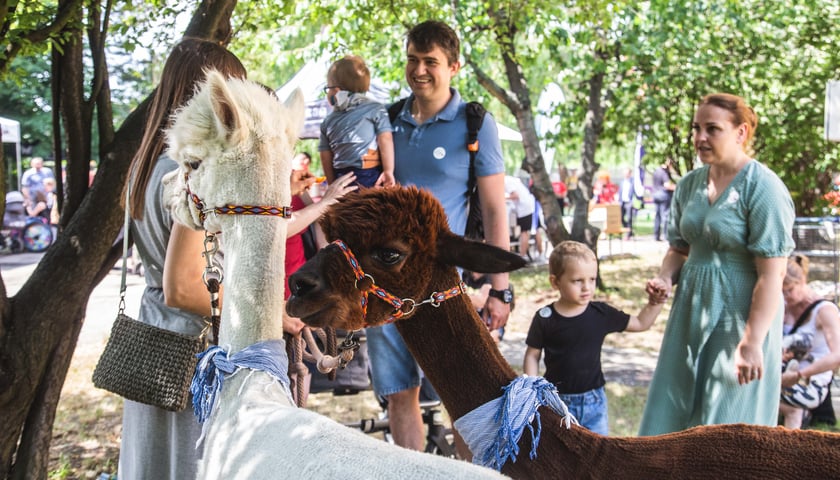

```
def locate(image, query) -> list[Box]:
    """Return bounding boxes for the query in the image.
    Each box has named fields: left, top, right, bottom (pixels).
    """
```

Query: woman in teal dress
left=639, top=93, right=794, bottom=435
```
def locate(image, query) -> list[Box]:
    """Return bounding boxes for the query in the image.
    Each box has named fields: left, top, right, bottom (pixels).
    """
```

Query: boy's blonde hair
left=548, top=241, right=597, bottom=277
left=327, top=55, right=370, bottom=93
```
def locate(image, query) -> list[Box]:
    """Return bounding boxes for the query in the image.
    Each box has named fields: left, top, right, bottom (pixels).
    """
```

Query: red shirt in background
left=284, top=194, right=307, bottom=300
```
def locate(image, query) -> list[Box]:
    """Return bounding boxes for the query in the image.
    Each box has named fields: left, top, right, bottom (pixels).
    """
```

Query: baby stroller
left=1, top=191, right=54, bottom=253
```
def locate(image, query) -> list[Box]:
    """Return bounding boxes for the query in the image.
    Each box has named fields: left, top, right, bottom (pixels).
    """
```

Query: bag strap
left=119, top=182, right=131, bottom=315
left=201, top=232, right=222, bottom=344
left=387, top=98, right=407, bottom=125
left=790, top=299, right=827, bottom=334
left=388, top=98, right=486, bottom=196
left=123, top=176, right=218, bottom=343
left=465, top=101, right=485, bottom=198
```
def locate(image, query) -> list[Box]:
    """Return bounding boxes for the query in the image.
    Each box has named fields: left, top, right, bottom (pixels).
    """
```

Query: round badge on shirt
left=539, top=306, right=552, bottom=318
left=433, top=147, right=446, bottom=159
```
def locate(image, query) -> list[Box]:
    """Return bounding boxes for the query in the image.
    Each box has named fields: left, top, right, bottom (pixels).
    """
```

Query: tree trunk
left=0, top=1, right=238, bottom=477
left=472, top=5, right=570, bottom=248
left=574, top=45, right=617, bottom=290
left=572, top=68, right=606, bottom=253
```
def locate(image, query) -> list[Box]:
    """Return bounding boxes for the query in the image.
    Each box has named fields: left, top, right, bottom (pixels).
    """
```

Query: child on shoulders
left=523, top=240, right=665, bottom=435
left=319, top=55, right=395, bottom=189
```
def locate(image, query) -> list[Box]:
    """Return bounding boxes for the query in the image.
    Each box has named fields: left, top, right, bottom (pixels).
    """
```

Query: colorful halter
left=184, top=172, right=292, bottom=225
left=332, top=239, right=467, bottom=325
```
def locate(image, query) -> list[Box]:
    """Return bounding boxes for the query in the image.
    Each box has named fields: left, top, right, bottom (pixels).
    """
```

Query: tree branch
left=184, top=0, right=237, bottom=45
left=465, top=56, right=518, bottom=110
left=0, top=0, right=84, bottom=74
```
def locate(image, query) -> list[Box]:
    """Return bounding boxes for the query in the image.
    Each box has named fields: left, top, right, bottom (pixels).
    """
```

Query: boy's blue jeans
left=559, top=386, right=609, bottom=435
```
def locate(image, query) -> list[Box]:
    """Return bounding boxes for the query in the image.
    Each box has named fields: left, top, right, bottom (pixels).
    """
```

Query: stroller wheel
left=22, top=221, right=53, bottom=252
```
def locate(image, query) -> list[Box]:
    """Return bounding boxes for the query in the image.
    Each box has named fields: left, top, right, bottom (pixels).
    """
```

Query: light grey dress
left=118, top=156, right=213, bottom=480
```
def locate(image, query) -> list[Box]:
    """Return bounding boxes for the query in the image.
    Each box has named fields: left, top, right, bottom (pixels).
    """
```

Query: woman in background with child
left=778, top=255, right=840, bottom=429
left=523, top=241, right=664, bottom=435
left=640, top=93, right=795, bottom=435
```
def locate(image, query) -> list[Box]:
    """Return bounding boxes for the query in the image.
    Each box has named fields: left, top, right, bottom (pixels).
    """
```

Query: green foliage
left=4, top=0, right=839, bottom=211
left=607, top=383, right=648, bottom=437
left=600, top=0, right=840, bottom=215
left=0, top=54, right=53, bottom=158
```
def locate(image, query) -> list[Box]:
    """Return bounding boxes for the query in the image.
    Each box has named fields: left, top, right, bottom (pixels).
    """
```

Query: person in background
left=367, top=20, right=511, bottom=453
left=527, top=175, right=547, bottom=264
left=504, top=175, right=536, bottom=263
left=524, top=241, right=664, bottom=434
left=26, top=176, right=57, bottom=221
left=594, top=172, right=617, bottom=204
left=618, top=167, right=640, bottom=239
left=319, top=55, right=395, bottom=189
left=778, top=255, right=840, bottom=429
left=45, top=177, right=59, bottom=228
left=292, top=151, right=312, bottom=175
left=89, top=160, right=98, bottom=186
left=21, top=156, right=55, bottom=206
left=530, top=199, right=546, bottom=264
left=639, top=93, right=795, bottom=436
left=651, top=157, right=676, bottom=242
left=283, top=157, right=358, bottom=404
left=293, top=152, right=324, bottom=200
left=551, top=171, right=567, bottom=216
left=565, top=167, right=579, bottom=211
left=121, top=39, right=249, bottom=480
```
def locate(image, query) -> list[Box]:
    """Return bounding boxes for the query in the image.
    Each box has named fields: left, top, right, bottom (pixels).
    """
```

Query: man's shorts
left=366, top=322, right=423, bottom=397
left=516, top=213, right=533, bottom=233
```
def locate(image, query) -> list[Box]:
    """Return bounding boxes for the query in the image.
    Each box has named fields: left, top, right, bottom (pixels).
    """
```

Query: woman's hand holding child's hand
left=646, top=277, right=670, bottom=305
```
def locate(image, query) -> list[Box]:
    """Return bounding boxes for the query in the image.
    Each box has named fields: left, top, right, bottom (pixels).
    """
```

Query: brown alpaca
left=287, top=186, right=840, bottom=479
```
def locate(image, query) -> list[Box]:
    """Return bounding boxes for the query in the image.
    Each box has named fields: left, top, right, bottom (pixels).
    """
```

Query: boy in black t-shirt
left=523, top=241, right=665, bottom=435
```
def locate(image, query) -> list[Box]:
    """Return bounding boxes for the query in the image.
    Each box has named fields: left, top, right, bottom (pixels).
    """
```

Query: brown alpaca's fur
left=286, top=186, right=840, bottom=479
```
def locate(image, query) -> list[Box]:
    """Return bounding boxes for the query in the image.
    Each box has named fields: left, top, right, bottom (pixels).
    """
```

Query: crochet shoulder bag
left=92, top=184, right=210, bottom=411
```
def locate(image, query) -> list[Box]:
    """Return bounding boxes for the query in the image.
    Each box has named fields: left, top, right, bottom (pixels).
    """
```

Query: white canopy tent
left=276, top=61, right=522, bottom=142
left=0, top=116, right=22, bottom=191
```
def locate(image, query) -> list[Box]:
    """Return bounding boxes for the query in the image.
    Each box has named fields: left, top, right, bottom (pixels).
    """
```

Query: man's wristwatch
left=488, top=287, right=514, bottom=304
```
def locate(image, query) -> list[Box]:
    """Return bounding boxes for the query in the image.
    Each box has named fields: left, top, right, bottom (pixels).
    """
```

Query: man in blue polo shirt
left=365, top=19, right=512, bottom=453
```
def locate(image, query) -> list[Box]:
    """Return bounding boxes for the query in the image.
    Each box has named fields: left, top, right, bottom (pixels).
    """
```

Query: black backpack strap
left=388, top=98, right=408, bottom=124
left=465, top=101, right=486, bottom=196
left=390, top=98, right=486, bottom=197
left=790, top=299, right=827, bottom=334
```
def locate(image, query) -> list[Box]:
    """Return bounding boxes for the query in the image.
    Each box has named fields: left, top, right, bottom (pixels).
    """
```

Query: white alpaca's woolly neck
left=216, top=214, right=286, bottom=352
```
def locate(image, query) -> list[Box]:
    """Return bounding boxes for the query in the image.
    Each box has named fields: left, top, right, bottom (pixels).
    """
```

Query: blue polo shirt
left=391, top=89, right=504, bottom=235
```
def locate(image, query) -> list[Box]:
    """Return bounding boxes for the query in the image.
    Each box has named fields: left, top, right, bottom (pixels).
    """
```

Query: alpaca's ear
left=206, top=70, right=247, bottom=145
left=438, top=233, right=527, bottom=273
left=284, top=88, right=305, bottom=141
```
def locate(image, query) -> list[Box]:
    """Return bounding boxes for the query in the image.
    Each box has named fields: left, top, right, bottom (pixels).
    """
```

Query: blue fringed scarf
left=190, top=339, right=292, bottom=424
left=453, top=375, right=578, bottom=471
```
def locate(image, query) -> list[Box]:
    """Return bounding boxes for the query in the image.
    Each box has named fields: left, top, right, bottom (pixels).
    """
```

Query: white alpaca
left=162, top=70, right=505, bottom=479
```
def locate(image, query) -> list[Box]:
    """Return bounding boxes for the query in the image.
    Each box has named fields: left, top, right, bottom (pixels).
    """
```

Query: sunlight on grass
left=607, top=383, right=648, bottom=437
left=48, top=454, right=72, bottom=480
left=809, top=420, right=840, bottom=433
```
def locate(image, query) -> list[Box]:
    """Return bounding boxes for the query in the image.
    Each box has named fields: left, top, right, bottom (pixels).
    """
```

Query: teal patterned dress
left=638, top=160, right=794, bottom=436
